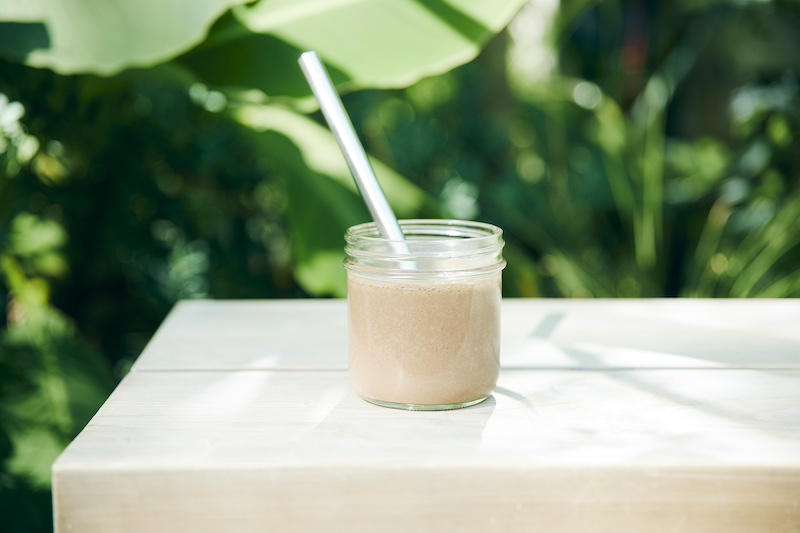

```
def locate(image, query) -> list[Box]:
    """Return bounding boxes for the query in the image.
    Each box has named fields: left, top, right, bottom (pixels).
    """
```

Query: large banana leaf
left=2, top=0, right=528, bottom=101
left=0, top=0, right=249, bottom=74
left=183, top=0, right=529, bottom=99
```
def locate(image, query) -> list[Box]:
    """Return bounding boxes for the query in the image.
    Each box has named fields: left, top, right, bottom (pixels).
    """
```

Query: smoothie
left=347, top=272, right=501, bottom=408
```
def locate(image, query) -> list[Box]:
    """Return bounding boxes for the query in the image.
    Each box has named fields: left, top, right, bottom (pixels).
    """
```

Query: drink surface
left=347, top=272, right=501, bottom=406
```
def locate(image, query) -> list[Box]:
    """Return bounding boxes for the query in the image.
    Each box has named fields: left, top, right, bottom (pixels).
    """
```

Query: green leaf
left=233, top=103, right=431, bottom=216
left=244, top=127, right=366, bottom=296
left=9, top=213, right=66, bottom=258
left=181, top=0, right=529, bottom=100
left=1, top=306, right=114, bottom=488
left=233, top=103, right=433, bottom=296
left=0, top=0, right=249, bottom=74
left=664, top=138, right=730, bottom=204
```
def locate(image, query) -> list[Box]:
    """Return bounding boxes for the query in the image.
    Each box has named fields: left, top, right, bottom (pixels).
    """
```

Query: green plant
left=1, top=1, right=799, bottom=531
left=0, top=1, right=528, bottom=530
left=343, top=0, right=800, bottom=298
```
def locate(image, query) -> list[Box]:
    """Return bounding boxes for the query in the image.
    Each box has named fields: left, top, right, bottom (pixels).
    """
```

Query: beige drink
left=345, top=219, right=505, bottom=410
left=348, top=272, right=501, bottom=408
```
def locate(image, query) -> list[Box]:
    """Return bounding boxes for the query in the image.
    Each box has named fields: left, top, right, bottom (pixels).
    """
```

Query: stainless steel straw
left=298, top=51, right=406, bottom=242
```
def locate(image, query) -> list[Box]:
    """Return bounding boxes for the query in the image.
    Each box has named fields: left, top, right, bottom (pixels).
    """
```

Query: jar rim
left=345, top=219, right=503, bottom=244
left=344, top=219, right=505, bottom=278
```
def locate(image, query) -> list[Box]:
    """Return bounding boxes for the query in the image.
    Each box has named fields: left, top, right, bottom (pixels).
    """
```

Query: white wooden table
left=53, top=299, right=800, bottom=532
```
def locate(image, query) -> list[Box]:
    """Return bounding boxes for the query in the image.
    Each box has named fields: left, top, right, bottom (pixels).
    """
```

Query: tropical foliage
left=1, top=0, right=799, bottom=531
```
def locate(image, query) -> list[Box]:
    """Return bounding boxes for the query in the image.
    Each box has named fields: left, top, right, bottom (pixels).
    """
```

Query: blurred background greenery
left=1, top=0, right=799, bottom=530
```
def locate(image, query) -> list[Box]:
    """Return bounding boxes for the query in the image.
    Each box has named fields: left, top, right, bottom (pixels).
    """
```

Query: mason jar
left=344, top=219, right=506, bottom=411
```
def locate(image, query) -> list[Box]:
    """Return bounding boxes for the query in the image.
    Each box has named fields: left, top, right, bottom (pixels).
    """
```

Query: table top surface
left=53, top=299, right=800, bottom=532
left=133, top=298, right=800, bottom=371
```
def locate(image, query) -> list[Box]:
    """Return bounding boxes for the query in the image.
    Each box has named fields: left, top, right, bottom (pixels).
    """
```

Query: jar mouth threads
left=346, top=219, right=504, bottom=244
left=344, top=219, right=506, bottom=279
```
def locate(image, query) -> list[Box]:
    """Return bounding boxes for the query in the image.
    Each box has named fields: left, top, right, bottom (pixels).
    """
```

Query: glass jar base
left=362, top=396, right=489, bottom=411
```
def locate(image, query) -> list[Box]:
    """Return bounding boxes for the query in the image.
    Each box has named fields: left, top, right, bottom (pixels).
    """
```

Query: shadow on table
left=504, top=305, right=800, bottom=370
left=500, top=309, right=800, bottom=445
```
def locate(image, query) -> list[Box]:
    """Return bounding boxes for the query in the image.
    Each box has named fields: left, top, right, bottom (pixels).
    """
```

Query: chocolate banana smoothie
left=347, top=272, right=501, bottom=408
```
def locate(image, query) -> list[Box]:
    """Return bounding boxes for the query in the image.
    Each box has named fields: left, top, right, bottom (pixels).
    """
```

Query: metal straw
left=298, top=51, right=406, bottom=242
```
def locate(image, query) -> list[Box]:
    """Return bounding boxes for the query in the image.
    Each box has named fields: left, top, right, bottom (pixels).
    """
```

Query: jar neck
left=344, top=220, right=506, bottom=279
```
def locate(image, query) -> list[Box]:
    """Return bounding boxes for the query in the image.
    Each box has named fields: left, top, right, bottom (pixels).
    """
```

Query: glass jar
left=344, top=219, right=506, bottom=411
